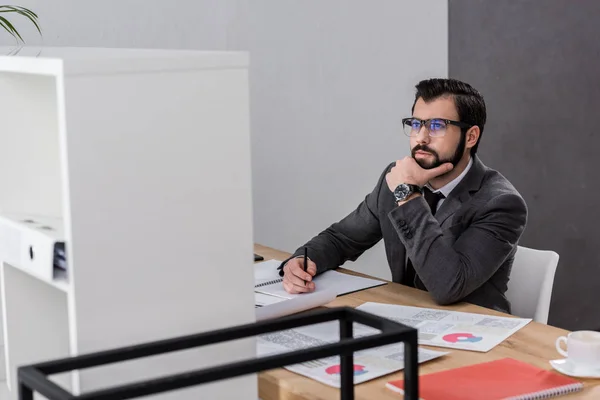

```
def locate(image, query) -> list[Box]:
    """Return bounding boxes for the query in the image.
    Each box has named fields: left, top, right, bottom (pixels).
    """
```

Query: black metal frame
left=17, top=307, right=418, bottom=400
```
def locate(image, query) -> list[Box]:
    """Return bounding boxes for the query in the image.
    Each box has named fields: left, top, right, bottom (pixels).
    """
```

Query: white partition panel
left=0, top=47, right=257, bottom=400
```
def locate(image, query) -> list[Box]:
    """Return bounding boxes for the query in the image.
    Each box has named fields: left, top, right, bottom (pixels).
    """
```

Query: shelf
left=8, top=263, right=70, bottom=293
left=0, top=213, right=68, bottom=293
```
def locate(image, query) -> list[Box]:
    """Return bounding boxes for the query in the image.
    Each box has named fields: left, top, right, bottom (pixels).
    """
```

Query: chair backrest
left=505, top=246, right=559, bottom=324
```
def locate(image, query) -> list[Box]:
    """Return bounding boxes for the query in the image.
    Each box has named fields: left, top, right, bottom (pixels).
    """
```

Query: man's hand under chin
left=385, top=156, right=453, bottom=192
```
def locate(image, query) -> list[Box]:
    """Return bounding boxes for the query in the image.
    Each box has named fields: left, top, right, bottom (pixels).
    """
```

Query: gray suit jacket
left=282, top=155, right=528, bottom=313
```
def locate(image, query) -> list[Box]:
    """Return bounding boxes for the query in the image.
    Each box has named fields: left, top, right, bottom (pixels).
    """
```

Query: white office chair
left=505, top=245, right=559, bottom=324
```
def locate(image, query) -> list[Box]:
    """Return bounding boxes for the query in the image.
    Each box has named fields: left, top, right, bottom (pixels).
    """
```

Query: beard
left=411, top=132, right=466, bottom=170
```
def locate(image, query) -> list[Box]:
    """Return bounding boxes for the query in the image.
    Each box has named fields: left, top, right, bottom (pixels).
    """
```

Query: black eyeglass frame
left=401, top=117, right=474, bottom=137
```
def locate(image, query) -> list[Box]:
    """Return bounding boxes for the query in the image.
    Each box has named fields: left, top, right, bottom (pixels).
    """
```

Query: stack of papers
left=257, top=302, right=532, bottom=387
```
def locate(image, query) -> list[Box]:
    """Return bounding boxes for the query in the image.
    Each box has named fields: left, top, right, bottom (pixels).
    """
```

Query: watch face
left=394, top=183, right=410, bottom=200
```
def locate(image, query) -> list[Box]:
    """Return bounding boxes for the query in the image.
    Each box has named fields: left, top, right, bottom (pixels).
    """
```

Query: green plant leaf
left=0, top=5, right=41, bottom=35
left=0, top=15, right=24, bottom=42
left=0, top=20, right=16, bottom=41
left=0, top=5, right=37, bottom=16
left=2, top=6, right=40, bottom=27
left=12, top=5, right=37, bottom=19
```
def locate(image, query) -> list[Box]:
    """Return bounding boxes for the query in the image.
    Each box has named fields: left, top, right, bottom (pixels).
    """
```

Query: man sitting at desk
left=279, top=78, right=528, bottom=313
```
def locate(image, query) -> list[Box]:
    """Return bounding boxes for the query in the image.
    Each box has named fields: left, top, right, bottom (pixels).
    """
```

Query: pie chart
left=325, top=364, right=368, bottom=376
left=442, top=332, right=483, bottom=343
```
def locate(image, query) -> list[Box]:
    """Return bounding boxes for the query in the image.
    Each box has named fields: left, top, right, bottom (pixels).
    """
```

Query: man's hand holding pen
left=282, top=247, right=317, bottom=294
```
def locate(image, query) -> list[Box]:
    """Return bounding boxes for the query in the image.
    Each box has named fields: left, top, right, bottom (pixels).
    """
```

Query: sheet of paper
left=356, top=302, right=532, bottom=352
left=257, top=321, right=448, bottom=387
left=255, top=292, right=286, bottom=307
left=255, top=289, right=337, bottom=321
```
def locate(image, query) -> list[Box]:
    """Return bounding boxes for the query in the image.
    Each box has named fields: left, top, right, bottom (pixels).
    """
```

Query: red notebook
left=386, top=358, right=583, bottom=400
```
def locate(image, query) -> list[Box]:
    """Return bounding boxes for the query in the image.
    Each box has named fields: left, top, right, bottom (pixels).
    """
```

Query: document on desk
left=257, top=321, right=448, bottom=387
left=254, top=259, right=386, bottom=299
left=356, top=302, right=532, bottom=352
left=254, top=260, right=337, bottom=320
left=255, top=290, right=337, bottom=321
left=255, top=292, right=286, bottom=307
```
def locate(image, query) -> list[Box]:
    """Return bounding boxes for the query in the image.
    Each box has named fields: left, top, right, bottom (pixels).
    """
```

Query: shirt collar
left=426, top=157, right=473, bottom=198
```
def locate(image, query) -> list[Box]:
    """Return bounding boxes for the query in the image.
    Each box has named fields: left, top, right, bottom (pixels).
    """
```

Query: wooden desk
left=254, top=244, right=600, bottom=399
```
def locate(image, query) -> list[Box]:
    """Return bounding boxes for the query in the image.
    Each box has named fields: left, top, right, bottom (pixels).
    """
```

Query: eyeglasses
left=402, top=117, right=473, bottom=138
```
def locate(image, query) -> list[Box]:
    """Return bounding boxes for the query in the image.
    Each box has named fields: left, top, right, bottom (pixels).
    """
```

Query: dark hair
left=411, top=78, right=487, bottom=155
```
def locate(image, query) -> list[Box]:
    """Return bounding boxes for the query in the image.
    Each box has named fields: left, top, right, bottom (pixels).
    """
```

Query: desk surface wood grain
left=253, top=244, right=600, bottom=399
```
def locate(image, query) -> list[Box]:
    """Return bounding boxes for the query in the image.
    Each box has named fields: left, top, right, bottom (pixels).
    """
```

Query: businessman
left=279, top=78, right=528, bottom=313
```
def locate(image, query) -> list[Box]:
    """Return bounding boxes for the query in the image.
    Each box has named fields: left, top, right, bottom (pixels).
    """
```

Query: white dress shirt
left=426, top=156, right=473, bottom=212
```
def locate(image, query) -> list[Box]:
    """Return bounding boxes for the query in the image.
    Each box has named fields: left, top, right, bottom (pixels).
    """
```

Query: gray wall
left=6, top=0, right=448, bottom=280
left=237, top=1, right=448, bottom=279
left=449, top=0, right=600, bottom=330
left=0, top=0, right=244, bottom=49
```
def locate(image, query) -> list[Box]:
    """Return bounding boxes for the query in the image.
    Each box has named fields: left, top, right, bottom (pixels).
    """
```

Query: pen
left=304, top=246, right=308, bottom=285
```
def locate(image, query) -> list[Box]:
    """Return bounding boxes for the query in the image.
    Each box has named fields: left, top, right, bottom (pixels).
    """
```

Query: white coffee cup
left=556, top=330, right=600, bottom=368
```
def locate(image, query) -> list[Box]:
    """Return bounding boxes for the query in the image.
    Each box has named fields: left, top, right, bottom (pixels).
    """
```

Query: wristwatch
left=393, top=183, right=423, bottom=203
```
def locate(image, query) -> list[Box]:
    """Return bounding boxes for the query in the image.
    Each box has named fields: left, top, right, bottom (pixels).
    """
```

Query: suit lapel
left=412, top=156, right=487, bottom=290
left=434, top=156, right=487, bottom=226
left=435, top=195, right=462, bottom=226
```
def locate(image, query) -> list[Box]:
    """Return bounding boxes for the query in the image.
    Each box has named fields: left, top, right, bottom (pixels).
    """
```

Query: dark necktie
left=423, top=187, right=445, bottom=215
left=403, top=187, right=445, bottom=287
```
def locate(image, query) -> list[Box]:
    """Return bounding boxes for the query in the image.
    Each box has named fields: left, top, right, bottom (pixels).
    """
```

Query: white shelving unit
left=0, top=46, right=257, bottom=399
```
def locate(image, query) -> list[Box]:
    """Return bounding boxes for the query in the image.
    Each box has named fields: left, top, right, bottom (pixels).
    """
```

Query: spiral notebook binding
left=255, top=278, right=284, bottom=288
left=508, top=382, right=584, bottom=400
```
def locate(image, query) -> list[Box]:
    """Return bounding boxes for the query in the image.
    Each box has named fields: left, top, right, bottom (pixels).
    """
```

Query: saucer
left=550, top=358, right=600, bottom=378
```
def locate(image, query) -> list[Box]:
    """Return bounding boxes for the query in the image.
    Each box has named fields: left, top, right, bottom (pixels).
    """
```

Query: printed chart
left=356, top=302, right=532, bottom=352
left=442, top=332, right=483, bottom=343
left=325, top=364, right=368, bottom=376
